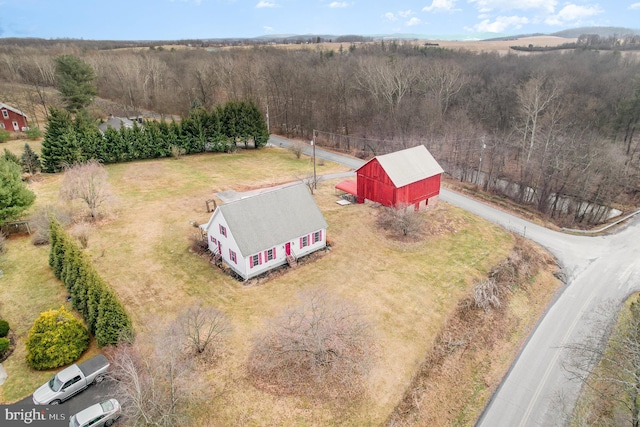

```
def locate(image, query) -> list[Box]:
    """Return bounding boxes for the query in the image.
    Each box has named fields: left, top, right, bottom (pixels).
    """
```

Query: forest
left=1, top=38, right=639, bottom=226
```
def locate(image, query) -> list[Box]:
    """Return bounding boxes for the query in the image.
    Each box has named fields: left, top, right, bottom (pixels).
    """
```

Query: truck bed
left=78, top=354, right=109, bottom=377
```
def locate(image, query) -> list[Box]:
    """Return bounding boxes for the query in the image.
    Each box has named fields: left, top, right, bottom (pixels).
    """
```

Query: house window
left=266, top=248, right=275, bottom=261
left=229, top=249, right=237, bottom=264
left=300, top=235, right=309, bottom=248
left=251, top=254, right=260, bottom=267
left=0, top=123, right=4, bottom=129
left=219, top=224, right=227, bottom=237
left=313, top=230, right=322, bottom=243
left=1, top=110, right=8, bottom=118
left=210, top=235, right=217, bottom=245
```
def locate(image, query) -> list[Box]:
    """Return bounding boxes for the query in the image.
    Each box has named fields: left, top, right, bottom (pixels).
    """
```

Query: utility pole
left=477, top=137, right=486, bottom=186
left=312, top=129, right=317, bottom=189
left=265, top=103, right=270, bottom=133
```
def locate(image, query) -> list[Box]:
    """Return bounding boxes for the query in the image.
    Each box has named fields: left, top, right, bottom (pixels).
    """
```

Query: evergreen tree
left=41, top=107, right=82, bottom=172
left=2, top=149, right=20, bottom=165
left=21, top=143, right=41, bottom=175
left=95, top=290, right=133, bottom=347
left=0, top=157, right=36, bottom=226
left=25, top=306, right=90, bottom=370
left=85, top=275, right=104, bottom=334
left=54, top=54, right=97, bottom=113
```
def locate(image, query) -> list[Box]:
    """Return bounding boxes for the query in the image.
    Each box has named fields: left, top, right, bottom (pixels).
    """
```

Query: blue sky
left=0, top=0, right=638, bottom=41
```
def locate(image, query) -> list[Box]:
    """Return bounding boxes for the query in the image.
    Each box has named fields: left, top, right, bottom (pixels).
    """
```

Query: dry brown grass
left=387, top=237, right=558, bottom=426
left=0, top=147, right=557, bottom=426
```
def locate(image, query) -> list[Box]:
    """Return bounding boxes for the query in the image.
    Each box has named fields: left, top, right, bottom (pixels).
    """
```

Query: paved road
left=270, top=135, right=640, bottom=426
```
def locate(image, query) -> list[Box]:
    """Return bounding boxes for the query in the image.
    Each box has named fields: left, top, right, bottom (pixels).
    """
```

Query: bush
left=0, top=337, right=9, bottom=354
left=0, top=130, right=10, bottom=143
left=25, top=127, right=42, bottom=140
left=25, top=306, right=90, bottom=370
left=0, top=319, right=9, bottom=337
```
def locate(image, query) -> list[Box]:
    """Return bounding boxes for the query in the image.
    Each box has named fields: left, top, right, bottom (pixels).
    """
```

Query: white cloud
left=328, top=1, right=349, bottom=7
left=256, top=1, right=278, bottom=8
left=398, top=10, right=414, bottom=18
left=545, top=4, right=603, bottom=25
left=263, top=26, right=274, bottom=33
left=630, top=2, right=640, bottom=9
left=406, top=17, right=421, bottom=26
left=468, top=0, right=556, bottom=13
left=422, top=0, right=458, bottom=13
left=384, top=12, right=398, bottom=21
left=467, top=15, right=529, bottom=32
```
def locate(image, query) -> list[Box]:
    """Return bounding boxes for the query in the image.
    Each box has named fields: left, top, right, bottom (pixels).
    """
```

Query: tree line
left=2, top=39, right=640, bottom=224
left=49, top=218, right=133, bottom=347
left=41, top=100, right=269, bottom=172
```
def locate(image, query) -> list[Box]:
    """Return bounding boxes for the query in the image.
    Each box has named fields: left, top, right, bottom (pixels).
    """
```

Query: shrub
left=0, top=319, right=9, bottom=337
left=0, top=130, right=10, bottom=143
left=25, top=306, right=90, bottom=370
left=0, top=337, right=9, bottom=354
left=30, top=205, right=72, bottom=246
left=25, top=127, right=42, bottom=140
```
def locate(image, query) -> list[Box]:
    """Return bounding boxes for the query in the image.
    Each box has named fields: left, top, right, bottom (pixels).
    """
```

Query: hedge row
left=41, top=100, right=270, bottom=172
left=49, top=219, right=132, bottom=347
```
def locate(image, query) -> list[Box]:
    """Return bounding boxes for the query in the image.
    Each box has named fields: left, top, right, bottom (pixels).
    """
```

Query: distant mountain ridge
left=551, top=26, right=640, bottom=38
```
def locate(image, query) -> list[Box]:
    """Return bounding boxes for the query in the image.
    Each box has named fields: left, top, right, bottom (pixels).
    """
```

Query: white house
left=200, top=183, right=328, bottom=281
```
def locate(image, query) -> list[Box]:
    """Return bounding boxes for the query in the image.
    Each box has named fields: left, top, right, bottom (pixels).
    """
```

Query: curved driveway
left=269, top=135, right=640, bottom=426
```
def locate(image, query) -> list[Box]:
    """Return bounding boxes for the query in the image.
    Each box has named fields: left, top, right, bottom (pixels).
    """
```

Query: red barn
left=0, top=102, right=28, bottom=132
left=356, top=145, right=444, bottom=210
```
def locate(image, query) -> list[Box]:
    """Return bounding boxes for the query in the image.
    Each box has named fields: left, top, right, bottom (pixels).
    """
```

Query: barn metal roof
left=216, top=183, right=327, bottom=256
left=362, top=145, right=443, bottom=188
left=0, top=102, right=27, bottom=118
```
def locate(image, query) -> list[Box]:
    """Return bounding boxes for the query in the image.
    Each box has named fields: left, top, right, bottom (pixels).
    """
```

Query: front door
left=285, top=242, right=291, bottom=256
left=12, top=121, right=18, bottom=131
left=217, top=241, right=222, bottom=254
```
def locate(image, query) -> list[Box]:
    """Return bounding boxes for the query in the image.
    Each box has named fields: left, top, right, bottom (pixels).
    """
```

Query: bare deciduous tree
left=107, top=323, right=205, bottom=427
left=177, top=303, right=231, bottom=356
left=60, top=160, right=114, bottom=220
left=248, top=290, right=373, bottom=398
left=376, top=204, right=424, bottom=237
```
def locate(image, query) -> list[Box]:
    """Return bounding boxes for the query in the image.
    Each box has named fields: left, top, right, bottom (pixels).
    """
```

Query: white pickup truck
left=32, top=354, right=110, bottom=405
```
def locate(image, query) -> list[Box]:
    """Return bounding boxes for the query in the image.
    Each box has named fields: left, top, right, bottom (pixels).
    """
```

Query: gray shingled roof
left=217, top=183, right=327, bottom=256
left=0, top=102, right=27, bottom=118
left=368, top=145, right=444, bottom=188
left=98, top=117, right=135, bottom=133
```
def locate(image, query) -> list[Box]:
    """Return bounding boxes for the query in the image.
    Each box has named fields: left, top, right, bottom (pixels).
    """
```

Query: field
left=0, top=142, right=560, bottom=425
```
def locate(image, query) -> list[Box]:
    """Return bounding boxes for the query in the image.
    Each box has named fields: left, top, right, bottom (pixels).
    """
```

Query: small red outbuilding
left=356, top=145, right=444, bottom=210
left=0, top=102, right=28, bottom=132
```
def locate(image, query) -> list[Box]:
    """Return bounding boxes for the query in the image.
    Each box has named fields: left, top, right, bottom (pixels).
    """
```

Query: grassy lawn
left=0, top=146, right=515, bottom=425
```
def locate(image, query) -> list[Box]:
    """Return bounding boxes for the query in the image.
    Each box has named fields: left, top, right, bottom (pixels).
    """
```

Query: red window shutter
left=259, top=253, right=262, bottom=264
left=319, top=230, right=323, bottom=241
left=210, top=235, right=214, bottom=242
left=300, top=237, right=303, bottom=247
left=273, top=247, right=277, bottom=258
left=250, top=255, right=254, bottom=268
left=264, top=250, right=268, bottom=262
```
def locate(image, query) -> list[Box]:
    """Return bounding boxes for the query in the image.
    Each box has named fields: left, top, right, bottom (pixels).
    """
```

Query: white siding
left=206, top=211, right=247, bottom=280
left=204, top=208, right=327, bottom=281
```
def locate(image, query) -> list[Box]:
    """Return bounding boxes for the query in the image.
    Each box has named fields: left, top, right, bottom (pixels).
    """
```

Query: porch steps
left=286, top=254, right=297, bottom=267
